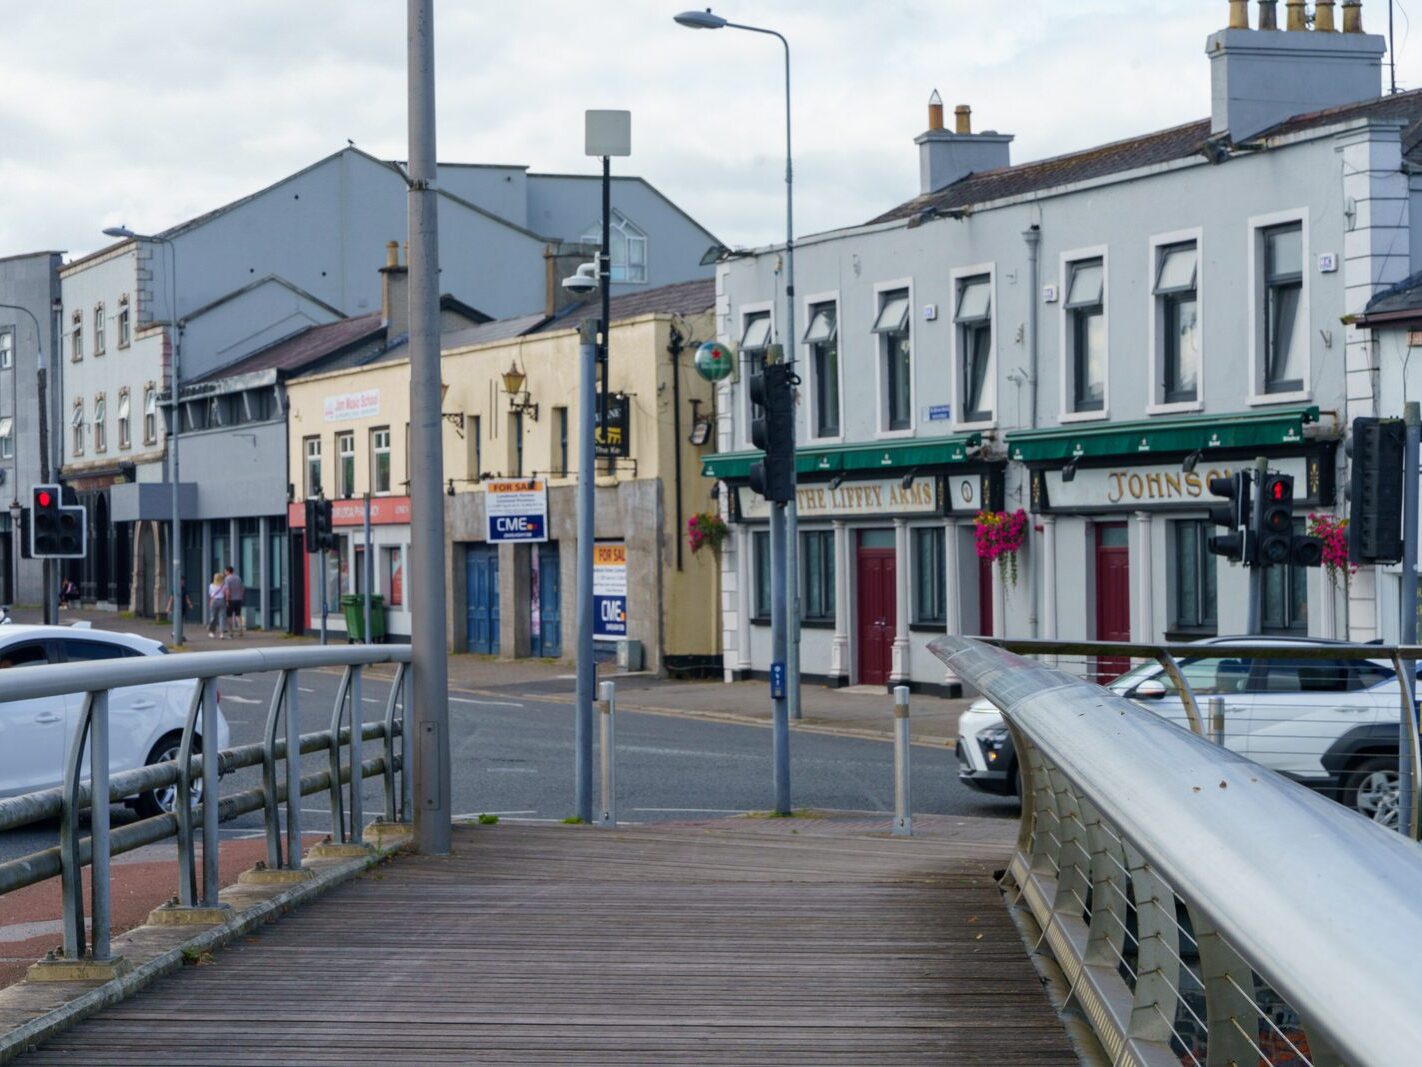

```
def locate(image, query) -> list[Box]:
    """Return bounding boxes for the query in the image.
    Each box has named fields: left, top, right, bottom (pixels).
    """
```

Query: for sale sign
left=592, top=542, right=628, bottom=641
left=485, top=479, right=549, bottom=543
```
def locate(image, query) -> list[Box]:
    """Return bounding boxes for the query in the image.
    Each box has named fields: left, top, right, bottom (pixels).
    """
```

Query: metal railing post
left=285, top=674, right=303, bottom=868
left=327, top=666, right=352, bottom=842
left=200, top=679, right=220, bottom=906
left=400, top=665, right=413, bottom=823
left=350, top=664, right=364, bottom=842
left=176, top=679, right=204, bottom=907
left=597, top=680, right=616, bottom=828
left=1209, top=695, right=1226, bottom=748
left=59, top=692, right=92, bottom=959
left=89, top=689, right=113, bottom=960
left=893, top=685, right=912, bottom=837
left=382, top=663, right=405, bottom=824
left=262, top=670, right=289, bottom=869
left=1152, top=651, right=1203, bottom=735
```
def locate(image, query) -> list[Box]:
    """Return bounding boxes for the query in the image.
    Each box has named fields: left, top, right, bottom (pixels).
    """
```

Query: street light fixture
left=102, top=224, right=185, bottom=645
left=675, top=6, right=801, bottom=805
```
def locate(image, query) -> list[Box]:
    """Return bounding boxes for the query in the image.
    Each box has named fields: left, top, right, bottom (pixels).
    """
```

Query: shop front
left=287, top=494, right=411, bottom=640
left=709, top=436, right=1000, bottom=695
left=1011, top=406, right=1341, bottom=659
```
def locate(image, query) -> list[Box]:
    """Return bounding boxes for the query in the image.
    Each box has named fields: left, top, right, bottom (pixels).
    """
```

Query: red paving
left=0, top=833, right=319, bottom=989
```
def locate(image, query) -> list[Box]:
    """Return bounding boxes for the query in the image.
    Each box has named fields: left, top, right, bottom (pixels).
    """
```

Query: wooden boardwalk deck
left=16, top=813, right=1077, bottom=1065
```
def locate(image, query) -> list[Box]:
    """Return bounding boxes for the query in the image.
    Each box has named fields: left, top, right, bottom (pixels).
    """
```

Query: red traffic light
left=35, top=490, right=51, bottom=508
left=1271, top=480, right=1287, bottom=501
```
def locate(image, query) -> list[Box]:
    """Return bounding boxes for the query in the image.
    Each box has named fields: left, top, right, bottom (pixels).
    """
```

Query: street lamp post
left=103, top=226, right=183, bottom=645
left=676, top=8, right=802, bottom=740
left=0, top=303, right=39, bottom=609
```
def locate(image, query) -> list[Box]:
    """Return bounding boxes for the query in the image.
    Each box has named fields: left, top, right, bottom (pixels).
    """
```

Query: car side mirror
left=1131, top=678, right=1167, bottom=700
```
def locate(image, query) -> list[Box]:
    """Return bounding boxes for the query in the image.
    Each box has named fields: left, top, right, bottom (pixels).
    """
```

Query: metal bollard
left=1209, top=696, right=1226, bottom=748
left=90, top=689, right=113, bottom=959
left=597, top=681, right=616, bottom=827
left=893, top=685, right=912, bottom=837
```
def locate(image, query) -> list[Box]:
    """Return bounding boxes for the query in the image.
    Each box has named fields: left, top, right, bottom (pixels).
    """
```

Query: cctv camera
left=561, top=262, right=600, bottom=295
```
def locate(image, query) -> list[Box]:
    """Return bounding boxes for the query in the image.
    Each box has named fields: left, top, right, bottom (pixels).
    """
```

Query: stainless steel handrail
left=934, top=635, right=1422, bottom=1067
left=0, top=644, right=412, bottom=968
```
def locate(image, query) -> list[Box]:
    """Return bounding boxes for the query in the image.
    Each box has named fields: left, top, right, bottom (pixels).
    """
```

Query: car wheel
left=132, top=733, right=202, bottom=820
left=1345, top=756, right=1399, bottom=823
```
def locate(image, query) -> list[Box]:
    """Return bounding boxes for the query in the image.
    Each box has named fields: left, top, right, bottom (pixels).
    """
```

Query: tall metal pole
left=1247, top=456, right=1268, bottom=635
left=575, top=320, right=598, bottom=822
left=363, top=492, right=373, bottom=645
left=0, top=303, right=41, bottom=608
left=48, top=298, right=61, bottom=624
left=407, top=0, right=450, bottom=854
left=599, top=155, right=612, bottom=477
left=770, top=496, right=790, bottom=814
left=1399, top=402, right=1419, bottom=834
left=169, top=315, right=184, bottom=645
left=319, top=544, right=329, bottom=646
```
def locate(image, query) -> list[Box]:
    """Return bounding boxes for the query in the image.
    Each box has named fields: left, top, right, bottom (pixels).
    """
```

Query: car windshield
left=1110, top=655, right=1254, bottom=697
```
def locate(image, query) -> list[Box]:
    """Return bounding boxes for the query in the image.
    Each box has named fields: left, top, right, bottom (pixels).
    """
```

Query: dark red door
left=1094, top=523, right=1131, bottom=683
left=977, top=555, right=994, bottom=637
left=856, top=533, right=897, bottom=686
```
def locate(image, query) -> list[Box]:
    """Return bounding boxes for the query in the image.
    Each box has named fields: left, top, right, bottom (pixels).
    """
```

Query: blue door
left=530, top=542, right=561, bottom=659
left=465, top=544, right=500, bottom=655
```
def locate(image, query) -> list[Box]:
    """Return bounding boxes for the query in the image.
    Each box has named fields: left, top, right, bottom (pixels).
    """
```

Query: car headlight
left=978, top=725, right=1011, bottom=764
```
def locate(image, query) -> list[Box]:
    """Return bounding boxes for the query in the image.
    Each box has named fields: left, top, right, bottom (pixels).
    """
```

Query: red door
left=977, top=555, right=994, bottom=637
left=1094, top=523, right=1131, bottom=683
left=856, top=532, right=897, bottom=686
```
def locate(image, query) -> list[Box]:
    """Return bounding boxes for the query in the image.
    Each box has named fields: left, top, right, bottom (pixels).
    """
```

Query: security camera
left=561, top=262, right=600, bottom=295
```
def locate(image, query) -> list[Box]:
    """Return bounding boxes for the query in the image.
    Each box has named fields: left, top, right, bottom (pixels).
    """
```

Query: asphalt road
left=2, top=668, right=1017, bottom=864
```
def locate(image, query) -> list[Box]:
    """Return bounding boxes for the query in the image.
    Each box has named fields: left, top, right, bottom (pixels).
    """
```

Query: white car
left=956, top=636, right=1410, bottom=821
left=0, top=624, right=230, bottom=817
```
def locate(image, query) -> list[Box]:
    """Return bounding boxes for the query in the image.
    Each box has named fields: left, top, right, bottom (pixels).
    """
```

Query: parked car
left=956, top=636, right=1409, bottom=823
left=0, top=624, right=230, bottom=817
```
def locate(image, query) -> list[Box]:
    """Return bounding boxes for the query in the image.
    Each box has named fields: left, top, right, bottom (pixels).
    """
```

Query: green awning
left=701, top=434, right=982, bottom=480
left=1006, top=406, right=1320, bottom=464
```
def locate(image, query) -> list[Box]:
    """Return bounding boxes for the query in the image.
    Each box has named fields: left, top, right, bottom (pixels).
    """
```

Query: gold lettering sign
left=742, top=477, right=939, bottom=521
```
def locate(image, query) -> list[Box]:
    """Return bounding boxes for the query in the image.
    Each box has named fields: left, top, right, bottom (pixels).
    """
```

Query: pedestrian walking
left=223, top=566, right=246, bottom=636
left=164, top=581, right=193, bottom=622
left=207, top=572, right=227, bottom=638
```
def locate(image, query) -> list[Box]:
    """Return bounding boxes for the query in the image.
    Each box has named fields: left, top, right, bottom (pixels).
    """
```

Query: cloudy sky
left=3, top=1, right=1419, bottom=261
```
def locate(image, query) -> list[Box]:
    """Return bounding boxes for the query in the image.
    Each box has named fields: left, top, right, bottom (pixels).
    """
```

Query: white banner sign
left=1042, top=456, right=1310, bottom=511
left=485, top=479, right=549, bottom=542
left=592, top=542, right=628, bottom=641
left=324, top=389, right=380, bottom=422
left=738, top=475, right=940, bottom=522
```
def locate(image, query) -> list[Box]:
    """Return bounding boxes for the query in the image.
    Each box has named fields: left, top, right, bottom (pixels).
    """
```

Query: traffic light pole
left=319, top=546, right=328, bottom=646
left=770, top=498, right=791, bottom=815
left=1399, top=402, right=1419, bottom=835
left=575, top=320, right=598, bottom=824
left=1247, top=456, right=1268, bottom=635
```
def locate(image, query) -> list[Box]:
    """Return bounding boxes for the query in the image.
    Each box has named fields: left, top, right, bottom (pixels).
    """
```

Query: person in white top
left=207, top=572, right=227, bottom=638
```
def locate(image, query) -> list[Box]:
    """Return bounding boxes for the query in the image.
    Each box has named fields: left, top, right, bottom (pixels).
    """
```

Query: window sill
left=1248, top=390, right=1311, bottom=407
left=751, top=615, right=771, bottom=627
left=809, top=433, right=845, bottom=446
left=954, top=418, right=996, bottom=433
left=1058, top=409, right=1110, bottom=424
left=1146, top=401, right=1203, bottom=416
left=874, top=427, right=916, bottom=440
left=800, top=618, right=835, bottom=629
left=908, top=621, right=947, bottom=633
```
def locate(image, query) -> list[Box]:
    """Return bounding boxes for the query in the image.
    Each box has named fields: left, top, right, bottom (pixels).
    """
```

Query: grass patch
left=477, top=813, right=499, bottom=825
left=181, top=947, right=215, bottom=967
left=561, top=816, right=585, bottom=825
left=745, top=808, right=815, bottom=820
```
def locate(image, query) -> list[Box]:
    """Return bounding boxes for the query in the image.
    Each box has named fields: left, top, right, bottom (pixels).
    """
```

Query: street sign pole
left=575, top=320, right=598, bottom=822
left=319, top=546, right=328, bottom=646
left=770, top=497, right=790, bottom=815
left=1247, top=456, right=1268, bottom=635
left=1399, top=402, right=1419, bottom=836
left=363, top=493, right=373, bottom=645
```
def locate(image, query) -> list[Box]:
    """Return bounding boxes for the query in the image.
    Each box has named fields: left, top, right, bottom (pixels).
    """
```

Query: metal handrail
left=0, top=644, right=412, bottom=968
left=933, top=635, right=1422, bottom=1066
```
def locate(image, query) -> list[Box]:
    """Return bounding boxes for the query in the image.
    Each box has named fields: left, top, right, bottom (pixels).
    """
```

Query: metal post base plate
left=27, top=955, right=133, bottom=983
left=237, top=866, right=318, bottom=886
left=145, top=903, right=235, bottom=927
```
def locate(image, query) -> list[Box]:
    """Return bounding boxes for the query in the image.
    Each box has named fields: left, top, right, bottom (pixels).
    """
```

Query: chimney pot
left=1342, top=0, right=1363, bottom=33
left=1315, top=0, right=1337, bottom=31
left=1228, top=0, right=1250, bottom=29
left=954, top=104, right=972, bottom=135
left=385, top=240, right=398, bottom=268
left=1284, top=0, right=1306, bottom=30
left=927, top=89, right=944, bottom=132
left=1258, top=0, right=1278, bottom=29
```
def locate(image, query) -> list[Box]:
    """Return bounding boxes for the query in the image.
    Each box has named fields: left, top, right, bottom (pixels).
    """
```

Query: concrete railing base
left=25, top=956, right=133, bottom=984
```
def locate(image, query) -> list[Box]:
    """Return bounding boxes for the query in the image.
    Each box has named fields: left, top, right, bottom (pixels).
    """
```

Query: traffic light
left=1206, top=471, right=1251, bottom=563
left=747, top=362, right=796, bottom=503
left=1257, top=473, right=1295, bottom=566
left=304, top=497, right=335, bottom=553
left=1347, top=416, right=1404, bottom=564
left=30, top=484, right=86, bottom=559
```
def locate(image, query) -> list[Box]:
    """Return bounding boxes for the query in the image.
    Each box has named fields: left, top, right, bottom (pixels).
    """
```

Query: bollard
left=597, top=681, right=616, bottom=828
left=893, top=685, right=912, bottom=837
left=1209, top=696, right=1226, bottom=748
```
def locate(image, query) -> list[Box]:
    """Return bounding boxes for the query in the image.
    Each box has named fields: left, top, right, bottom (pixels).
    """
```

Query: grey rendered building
left=707, top=3, right=1410, bottom=691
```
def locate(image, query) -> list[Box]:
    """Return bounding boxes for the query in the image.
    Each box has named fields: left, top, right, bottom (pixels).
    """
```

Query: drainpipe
left=669, top=326, right=685, bottom=572
left=1023, top=224, right=1041, bottom=430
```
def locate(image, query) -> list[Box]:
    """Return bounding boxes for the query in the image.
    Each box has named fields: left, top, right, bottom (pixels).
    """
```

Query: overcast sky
left=3, top=1, right=1420, bottom=261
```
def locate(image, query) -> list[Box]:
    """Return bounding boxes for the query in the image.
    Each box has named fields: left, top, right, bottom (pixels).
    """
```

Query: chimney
left=1316, top=0, right=1337, bottom=32
left=1207, top=1, right=1385, bottom=141
left=1228, top=0, right=1249, bottom=28
left=379, top=239, right=409, bottom=339
left=915, top=94, right=1012, bottom=196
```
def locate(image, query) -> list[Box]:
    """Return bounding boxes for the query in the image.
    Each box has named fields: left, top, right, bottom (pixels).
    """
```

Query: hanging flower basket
left=1307, top=512, right=1354, bottom=588
left=687, top=511, right=729, bottom=557
left=974, top=508, right=1028, bottom=586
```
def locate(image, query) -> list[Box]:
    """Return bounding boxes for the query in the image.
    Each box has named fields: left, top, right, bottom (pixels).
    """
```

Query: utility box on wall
left=617, top=639, right=643, bottom=672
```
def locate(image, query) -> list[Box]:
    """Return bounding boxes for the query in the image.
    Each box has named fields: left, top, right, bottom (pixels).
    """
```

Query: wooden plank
left=14, top=813, right=1076, bottom=1065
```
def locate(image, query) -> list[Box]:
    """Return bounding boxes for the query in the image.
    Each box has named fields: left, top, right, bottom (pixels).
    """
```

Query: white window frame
left=1058, top=245, right=1111, bottom=424
left=0, top=329, right=13, bottom=370
left=579, top=209, right=649, bottom=284
left=371, top=426, right=392, bottom=495
left=71, top=399, right=85, bottom=457
left=872, top=277, right=915, bottom=439
left=949, top=263, right=997, bottom=432
left=93, top=304, right=105, bottom=357
left=736, top=301, right=775, bottom=450
left=143, top=386, right=159, bottom=445
left=70, top=310, right=82, bottom=363
left=93, top=393, right=107, bottom=453
left=304, top=436, right=322, bottom=497
left=1147, top=227, right=1205, bottom=415
left=336, top=430, right=356, bottom=498
left=117, top=294, right=131, bottom=349
left=801, top=290, right=842, bottom=443
left=0, top=417, right=13, bottom=461
left=117, top=389, right=131, bottom=450
left=1248, top=208, right=1311, bottom=406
